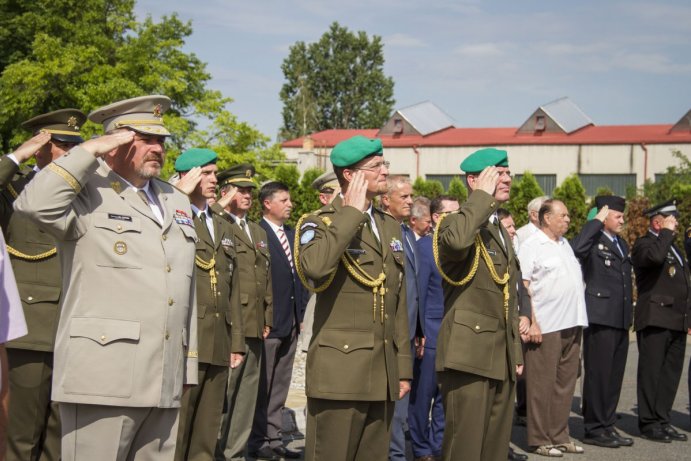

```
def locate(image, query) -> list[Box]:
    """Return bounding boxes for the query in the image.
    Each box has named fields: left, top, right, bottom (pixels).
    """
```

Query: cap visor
left=51, top=134, right=84, bottom=143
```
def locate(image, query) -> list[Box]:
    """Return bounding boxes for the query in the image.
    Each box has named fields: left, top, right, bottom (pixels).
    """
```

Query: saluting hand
left=81, top=131, right=135, bottom=158
left=662, top=215, right=678, bottom=232
left=216, top=185, right=238, bottom=209
left=595, top=205, right=609, bottom=223
left=176, top=167, right=203, bottom=195
left=12, top=131, right=52, bottom=163
left=343, top=170, right=368, bottom=212
left=474, top=166, right=500, bottom=196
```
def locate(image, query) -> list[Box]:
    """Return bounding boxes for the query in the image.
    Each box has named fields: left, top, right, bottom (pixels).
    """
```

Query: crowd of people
left=0, top=94, right=690, bottom=461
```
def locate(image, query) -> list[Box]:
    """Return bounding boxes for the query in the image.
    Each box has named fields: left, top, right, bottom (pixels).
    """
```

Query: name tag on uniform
left=347, top=248, right=366, bottom=255
left=487, top=249, right=497, bottom=256
left=108, top=213, right=132, bottom=222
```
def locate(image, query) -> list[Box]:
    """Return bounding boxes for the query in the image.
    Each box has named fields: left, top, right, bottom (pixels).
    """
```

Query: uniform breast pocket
left=62, top=317, right=140, bottom=398
left=448, top=310, right=499, bottom=372
left=93, top=213, right=143, bottom=269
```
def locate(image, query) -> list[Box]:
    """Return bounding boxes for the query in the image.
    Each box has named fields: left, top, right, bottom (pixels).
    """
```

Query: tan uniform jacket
left=0, top=156, right=61, bottom=351
left=435, top=190, right=522, bottom=381
left=211, top=203, right=273, bottom=338
left=193, top=212, right=244, bottom=365
left=298, top=196, right=412, bottom=401
left=14, top=146, right=198, bottom=408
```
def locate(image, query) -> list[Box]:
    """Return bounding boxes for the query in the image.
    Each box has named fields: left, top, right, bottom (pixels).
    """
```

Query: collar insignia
left=110, top=181, right=122, bottom=193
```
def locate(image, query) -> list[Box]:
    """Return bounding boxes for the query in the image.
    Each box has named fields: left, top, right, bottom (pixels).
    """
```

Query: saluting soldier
left=172, top=149, right=245, bottom=461
left=14, top=95, right=199, bottom=461
left=434, top=149, right=523, bottom=461
left=296, top=135, right=412, bottom=461
left=571, top=196, right=634, bottom=448
left=1, top=109, right=85, bottom=461
left=631, top=199, right=691, bottom=443
left=214, top=164, right=274, bottom=461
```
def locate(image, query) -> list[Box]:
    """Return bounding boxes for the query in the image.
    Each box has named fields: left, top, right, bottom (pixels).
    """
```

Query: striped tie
left=277, top=227, right=294, bottom=271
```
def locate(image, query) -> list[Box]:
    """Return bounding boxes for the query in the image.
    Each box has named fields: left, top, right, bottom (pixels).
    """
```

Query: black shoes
left=640, top=428, right=672, bottom=443
left=508, top=447, right=529, bottom=460
left=583, top=432, right=620, bottom=448
left=661, top=424, right=688, bottom=441
left=607, top=429, right=634, bottom=447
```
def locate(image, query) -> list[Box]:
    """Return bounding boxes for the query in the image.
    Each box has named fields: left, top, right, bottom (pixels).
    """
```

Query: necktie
left=239, top=219, right=252, bottom=242
left=277, top=227, right=294, bottom=271
left=402, top=224, right=415, bottom=265
left=614, top=237, right=625, bottom=258
left=137, top=189, right=163, bottom=224
left=200, top=210, right=214, bottom=243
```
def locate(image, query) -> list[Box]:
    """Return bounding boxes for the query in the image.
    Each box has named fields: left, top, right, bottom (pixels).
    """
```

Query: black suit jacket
left=571, top=220, right=633, bottom=330
left=631, top=229, right=691, bottom=332
left=260, top=218, right=308, bottom=338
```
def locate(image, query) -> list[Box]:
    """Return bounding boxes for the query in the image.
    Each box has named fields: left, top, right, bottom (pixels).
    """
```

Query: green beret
left=460, top=148, right=509, bottom=173
left=174, top=148, right=218, bottom=172
left=217, top=163, right=256, bottom=188
left=331, top=135, right=383, bottom=167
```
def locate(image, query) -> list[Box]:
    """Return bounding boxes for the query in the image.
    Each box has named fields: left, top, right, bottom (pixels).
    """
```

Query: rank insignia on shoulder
left=221, top=237, right=233, bottom=248
left=110, top=181, right=122, bottom=193
left=174, top=209, right=194, bottom=227
left=256, top=240, right=267, bottom=249
left=300, top=229, right=315, bottom=245
left=300, top=222, right=318, bottom=231
left=389, top=237, right=403, bottom=252
left=321, top=216, right=332, bottom=227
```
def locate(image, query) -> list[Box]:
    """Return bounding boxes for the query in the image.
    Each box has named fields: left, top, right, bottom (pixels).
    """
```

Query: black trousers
left=582, top=324, right=628, bottom=435
left=636, top=326, right=686, bottom=432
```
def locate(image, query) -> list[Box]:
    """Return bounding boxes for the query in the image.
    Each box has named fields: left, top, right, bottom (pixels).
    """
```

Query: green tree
left=552, top=174, right=587, bottom=240
left=279, top=22, right=395, bottom=140
left=412, top=177, right=443, bottom=200
left=0, top=0, right=282, bottom=175
left=506, top=172, right=544, bottom=228
left=446, top=176, right=468, bottom=203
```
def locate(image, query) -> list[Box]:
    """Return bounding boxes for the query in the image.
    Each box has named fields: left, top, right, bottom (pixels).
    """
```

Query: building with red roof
left=281, top=98, right=691, bottom=195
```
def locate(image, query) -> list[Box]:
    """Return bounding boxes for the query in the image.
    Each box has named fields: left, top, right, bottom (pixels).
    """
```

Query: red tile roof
left=282, top=125, right=691, bottom=149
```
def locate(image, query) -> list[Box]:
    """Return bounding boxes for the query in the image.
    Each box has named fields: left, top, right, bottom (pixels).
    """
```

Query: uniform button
left=215, top=313, right=220, bottom=318
left=384, top=314, right=389, bottom=320
left=116, top=224, right=122, bottom=231
left=490, top=201, right=496, bottom=207
left=384, top=339, right=388, bottom=344
left=27, top=296, right=33, bottom=301
left=162, top=235, right=167, bottom=241
left=475, top=325, right=480, bottom=330
left=168, top=298, right=174, bottom=306
left=100, top=335, right=106, bottom=342
left=166, top=265, right=171, bottom=272
left=343, top=344, right=349, bottom=350
left=215, top=270, right=219, bottom=275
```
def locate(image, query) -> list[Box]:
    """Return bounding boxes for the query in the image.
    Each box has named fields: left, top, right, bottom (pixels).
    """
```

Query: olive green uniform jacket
left=435, top=190, right=522, bottom=382
left=298, top=196, right=412, bottom=401
left=211, top=204, right=273, bottom=337
left=192, top=212, right=244, bottom=364
left=0, top=156, right=61, bottom=351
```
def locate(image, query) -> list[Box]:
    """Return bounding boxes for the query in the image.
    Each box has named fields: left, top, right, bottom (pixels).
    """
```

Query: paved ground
left=273, top=337, right=691, bottom=460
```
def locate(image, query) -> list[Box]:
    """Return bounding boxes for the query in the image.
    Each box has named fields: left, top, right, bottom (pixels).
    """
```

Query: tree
left=279, top=22, right=395, bottom=140
left=412, top=177, right=443, bottom=200
left=506, top=172, right=544, bottom=228
left=0, top=0, right=282, bottom=175
left=552, top=174, right=587, bottom=240
left=446, top=176, right=468, bottom=203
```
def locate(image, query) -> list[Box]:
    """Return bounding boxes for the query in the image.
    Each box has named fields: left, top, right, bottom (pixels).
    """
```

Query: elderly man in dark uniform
left=172, top=148, right=245, bottom=461
left=632, top=199, right=691, bottom=443
left=296, top=135, right=412, bottom=461
left=435, top=148, right=523, bottom=461
left=1, top=109, right=85, bottom=461
left=571, top=195, right=634, bottom=448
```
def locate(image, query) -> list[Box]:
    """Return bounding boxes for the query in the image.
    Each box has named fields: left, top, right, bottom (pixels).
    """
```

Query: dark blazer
left=571, top=219, right=633, bottom=330
left=260, top=218, right=308, bottom=339
left=402, top=223, right=422, bottom=340
left=416, top=235, right=443, bottom=349
left=631, top=229, right=691, bottom=332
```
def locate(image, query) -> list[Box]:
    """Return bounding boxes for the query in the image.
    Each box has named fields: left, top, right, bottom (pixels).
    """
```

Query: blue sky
left=135, top=1, right=691, bottom=141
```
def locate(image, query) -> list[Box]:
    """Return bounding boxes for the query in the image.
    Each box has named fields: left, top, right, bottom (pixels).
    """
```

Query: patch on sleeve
left=300, top=229, right=315, bottom=245
left=300, top=222, right=318, bottom=231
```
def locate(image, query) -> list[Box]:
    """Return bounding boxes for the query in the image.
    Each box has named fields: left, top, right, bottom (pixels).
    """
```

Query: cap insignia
left=67, top=116, right=79, bottom=131
left=153, top=104, right=162, bottom=118
left=245, top=169, right=252, bottom=178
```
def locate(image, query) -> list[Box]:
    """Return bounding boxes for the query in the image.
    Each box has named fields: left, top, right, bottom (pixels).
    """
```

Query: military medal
left=256, top=240, right=267, bottom=249
left=389, top=238, right=403, bottom=252
left=174, top=209, right=194, bottom=227
left=669, top=266, right=676, bottom=277
left=221, top=237, right=233, bottom=248
left=598, top=243, right=604, bottom=250
left=114, top=241, right=127, bottom=255
left=605, top=259, right=611, bottom=267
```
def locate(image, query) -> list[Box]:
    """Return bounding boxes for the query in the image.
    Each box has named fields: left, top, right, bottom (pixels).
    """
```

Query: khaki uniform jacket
left=14, top=146, right=198, bottom=408
left=0, top=156, right=61, bottom=351
left=435, top=190, right=522, bottom=382
left=211, top=203, right=273, bottom=338
left=298, top=196, right=412, bottom=401
left=193, top=212, right=245, bottom=366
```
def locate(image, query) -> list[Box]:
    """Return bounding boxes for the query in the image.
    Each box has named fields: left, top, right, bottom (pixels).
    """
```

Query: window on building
left=578, top=174, right=636, bottom=196
left=512, top=174, right=557, bottom=195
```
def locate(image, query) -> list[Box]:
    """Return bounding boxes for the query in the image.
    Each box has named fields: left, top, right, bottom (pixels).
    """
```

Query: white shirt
left=518, top=230, right=588, bottom=334
left=231, top=213, right=253, bottom=242
left=191, top=204, right=214, bottom=242
left=516, top=221, right=539, bottom=248
left=365, top=204, right=380, bottom=241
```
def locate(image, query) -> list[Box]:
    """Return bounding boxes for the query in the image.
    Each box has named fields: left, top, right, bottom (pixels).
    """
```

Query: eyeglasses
left=355, top=160, right=391, bottom=172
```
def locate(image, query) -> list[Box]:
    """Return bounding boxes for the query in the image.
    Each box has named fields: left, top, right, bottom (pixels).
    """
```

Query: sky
left=135, top=0, right=691, bottom=141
